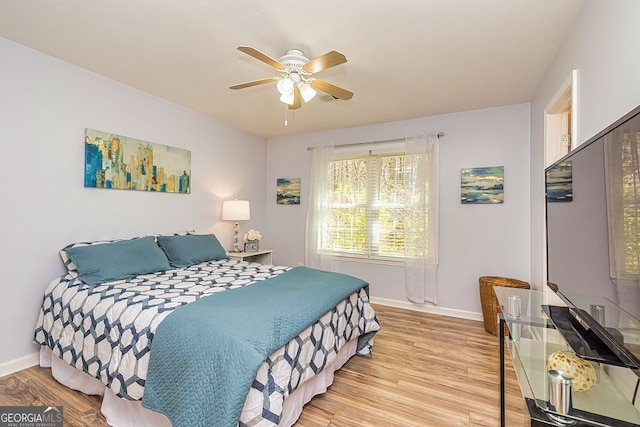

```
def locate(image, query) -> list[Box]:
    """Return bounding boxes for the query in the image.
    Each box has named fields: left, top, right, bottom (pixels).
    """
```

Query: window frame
left=321, top=151, right=412, bottom=261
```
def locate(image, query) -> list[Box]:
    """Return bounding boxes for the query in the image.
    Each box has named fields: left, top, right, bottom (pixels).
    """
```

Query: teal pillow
left=65, top=236, right=171, bottom=285
left=156, top=234, right=228, bottom=268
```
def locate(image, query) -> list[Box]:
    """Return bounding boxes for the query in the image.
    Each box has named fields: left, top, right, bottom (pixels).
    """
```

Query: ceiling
left=0, top=0, right=585, bottom=139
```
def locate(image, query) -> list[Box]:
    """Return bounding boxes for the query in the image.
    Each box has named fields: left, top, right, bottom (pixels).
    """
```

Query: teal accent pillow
left=156, top=234, right=228, bottom=268
left=65, top=236, right=171, bottom=285
left=61, top=238, right=122, bottom=272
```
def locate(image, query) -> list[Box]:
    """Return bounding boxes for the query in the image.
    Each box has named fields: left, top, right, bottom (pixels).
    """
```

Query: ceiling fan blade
left=237, top=46, right=286, bottom=71
left=302, top=51, right=347, bottom=74
left=288, top=86, right=302, bottom=110
left=229, top=77, right=277, bottom=90
left=310, top=80, right=353, bottom=101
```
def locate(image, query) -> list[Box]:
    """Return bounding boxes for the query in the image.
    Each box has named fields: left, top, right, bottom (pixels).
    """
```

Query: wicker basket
left=479, top=276, right=530, bottom=336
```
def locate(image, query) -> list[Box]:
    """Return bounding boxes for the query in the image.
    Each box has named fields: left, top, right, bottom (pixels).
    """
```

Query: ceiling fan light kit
left=299, top=83, right=316, bottom=102
left=230, top=46, right=353, bottom=111
left=276, top=78, right=294, bottom=95
left=279, top=89, right=294, bottom=105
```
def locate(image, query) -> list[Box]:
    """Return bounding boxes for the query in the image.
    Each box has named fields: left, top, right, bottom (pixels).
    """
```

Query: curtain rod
left=306, top=132, right=444, bottom=150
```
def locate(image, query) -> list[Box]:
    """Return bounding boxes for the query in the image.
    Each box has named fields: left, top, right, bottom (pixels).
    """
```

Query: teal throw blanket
left=141, top=266, right=369, bottom=427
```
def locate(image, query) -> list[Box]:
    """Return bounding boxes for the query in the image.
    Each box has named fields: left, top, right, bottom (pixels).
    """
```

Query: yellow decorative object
left=547, top=351, right=596, bottom=392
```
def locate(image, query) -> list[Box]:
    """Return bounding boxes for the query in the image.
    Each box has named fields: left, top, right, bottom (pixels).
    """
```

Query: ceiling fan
left=229, top=46, right=353, bottom=110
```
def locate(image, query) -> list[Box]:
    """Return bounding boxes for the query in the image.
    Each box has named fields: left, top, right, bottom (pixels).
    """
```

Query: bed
left=33, top=234, right=380, bottom=427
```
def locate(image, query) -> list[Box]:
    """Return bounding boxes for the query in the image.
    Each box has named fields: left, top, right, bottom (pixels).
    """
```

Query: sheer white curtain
left=404, top=133, right=439, bottom=304
left=305, top=143, right=335, bottom=270
left=305, top=135, right=439, bottom=303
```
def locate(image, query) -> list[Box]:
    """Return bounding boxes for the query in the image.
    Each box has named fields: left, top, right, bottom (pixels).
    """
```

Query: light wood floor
left=0, top=304, right=528, bottom=426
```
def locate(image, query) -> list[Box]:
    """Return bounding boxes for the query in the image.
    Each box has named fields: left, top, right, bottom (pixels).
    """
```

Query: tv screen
left=546, top=106, right=640, bottom=319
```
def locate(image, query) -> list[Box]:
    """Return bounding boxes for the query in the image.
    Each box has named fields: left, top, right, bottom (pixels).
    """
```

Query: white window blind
left=324, top=152, right=421, bottom=259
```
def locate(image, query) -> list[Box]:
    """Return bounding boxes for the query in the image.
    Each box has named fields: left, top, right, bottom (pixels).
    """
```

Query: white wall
left=266, top=104, right=531, bottom=314
left=530, top=0, right=640, bottom=291
left=0, top=38, right=267, bottom=369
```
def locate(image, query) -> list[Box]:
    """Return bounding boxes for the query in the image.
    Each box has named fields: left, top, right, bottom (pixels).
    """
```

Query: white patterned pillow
left=152, top=230, right=195, bottom=239
left=60, top=231, right=195, bottom=272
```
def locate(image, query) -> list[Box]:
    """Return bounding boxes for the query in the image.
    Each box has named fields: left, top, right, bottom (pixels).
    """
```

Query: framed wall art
left=84, top=128, right=191, bottom=194
left=461, top=166, right=504, bottom=204
left=276, top=178, right=301, bottom=205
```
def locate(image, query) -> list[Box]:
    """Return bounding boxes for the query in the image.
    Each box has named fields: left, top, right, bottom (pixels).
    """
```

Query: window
left=306, top=134, right=439, bottom=302
left=323, top=152, right=419, bottom=259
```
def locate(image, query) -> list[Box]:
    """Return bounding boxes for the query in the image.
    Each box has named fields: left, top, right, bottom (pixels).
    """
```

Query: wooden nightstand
left=226, top=249, right=273, bottom=265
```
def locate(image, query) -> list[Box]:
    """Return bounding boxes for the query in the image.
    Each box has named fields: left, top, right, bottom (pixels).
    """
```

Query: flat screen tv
left=545, top=105, right=640, bottom=319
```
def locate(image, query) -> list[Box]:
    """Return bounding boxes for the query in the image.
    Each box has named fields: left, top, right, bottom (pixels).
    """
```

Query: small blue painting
left=276, top=178, right=301, bottom=205
left=461, top=166, right=504, bottom=204
left=546, top=161, right=573, bottom=202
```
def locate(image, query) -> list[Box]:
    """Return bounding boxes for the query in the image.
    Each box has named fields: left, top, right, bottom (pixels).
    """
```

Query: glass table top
left=494, top=287, right=640, bottom=425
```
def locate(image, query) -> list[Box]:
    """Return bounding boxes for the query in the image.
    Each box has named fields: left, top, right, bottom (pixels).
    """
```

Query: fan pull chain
left=284, top=104, right=289, bottom=126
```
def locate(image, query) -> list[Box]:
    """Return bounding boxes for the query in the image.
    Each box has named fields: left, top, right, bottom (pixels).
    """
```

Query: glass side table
left=495, top=287, right=640, bottom=426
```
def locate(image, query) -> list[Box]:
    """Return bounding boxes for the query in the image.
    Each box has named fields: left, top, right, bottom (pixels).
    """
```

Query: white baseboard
left=370, top=296, right=483, bottom=322
left=0, top=352, right=39, bottom=378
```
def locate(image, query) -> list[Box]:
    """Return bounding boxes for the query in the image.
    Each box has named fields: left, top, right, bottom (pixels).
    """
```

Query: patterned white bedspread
left=33, top=259, right=380, bottom=426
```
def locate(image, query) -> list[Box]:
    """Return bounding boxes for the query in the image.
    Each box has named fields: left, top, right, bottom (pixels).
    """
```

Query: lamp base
left=230, top=221, right=241, bottom=253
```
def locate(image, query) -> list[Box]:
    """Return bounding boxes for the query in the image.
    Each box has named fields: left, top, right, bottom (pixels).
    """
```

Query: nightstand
left=226, top=249, right=273, bottom=265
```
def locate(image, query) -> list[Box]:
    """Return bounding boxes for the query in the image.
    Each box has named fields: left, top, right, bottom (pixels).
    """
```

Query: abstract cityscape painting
left=460, top=166, right=504, bottom=204
left=84, top=129, right=191, bottom=194
left=276, top=178, right=301, bottom=205
left=546, top=161, right=573, bottom=202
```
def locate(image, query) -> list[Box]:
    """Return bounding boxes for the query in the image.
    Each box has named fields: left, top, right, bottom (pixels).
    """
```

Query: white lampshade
left=299, top=83, right=317, bottom=102
left=279, top=91, right=295, bottom=105
left=221, top=200, right=251, bottom=221
left=276, top=78, right=294, bottom=95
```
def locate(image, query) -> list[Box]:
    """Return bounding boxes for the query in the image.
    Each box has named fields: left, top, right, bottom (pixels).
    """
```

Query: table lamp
left=221, top=200, right=250, bottom=252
